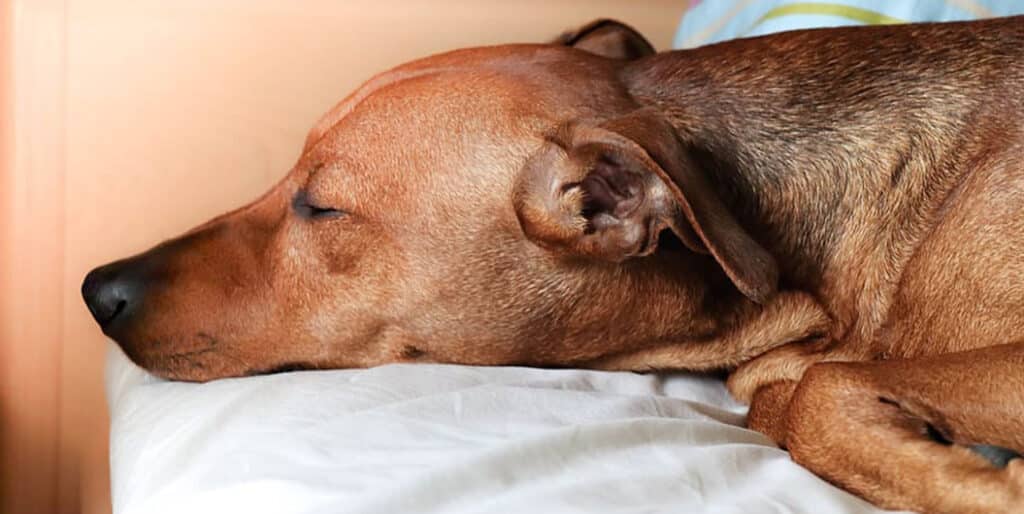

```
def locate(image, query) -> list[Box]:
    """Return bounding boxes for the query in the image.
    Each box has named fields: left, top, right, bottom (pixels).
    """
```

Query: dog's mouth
left=244, top=362, right=318, bottom=376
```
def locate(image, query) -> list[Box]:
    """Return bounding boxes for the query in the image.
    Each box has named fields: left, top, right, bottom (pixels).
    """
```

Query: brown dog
left=83, top=17, right=1024, bottom=513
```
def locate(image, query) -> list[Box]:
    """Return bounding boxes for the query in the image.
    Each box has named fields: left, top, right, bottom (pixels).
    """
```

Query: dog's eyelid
left=292, top=189, right=347, bottom=220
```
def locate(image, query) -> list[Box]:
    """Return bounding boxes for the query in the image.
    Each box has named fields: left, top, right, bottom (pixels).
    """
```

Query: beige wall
left=1, top=2, right=687, bottom=513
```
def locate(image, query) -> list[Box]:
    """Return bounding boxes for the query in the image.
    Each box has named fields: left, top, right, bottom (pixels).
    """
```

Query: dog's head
left=83, top=20, right=777, bottom=381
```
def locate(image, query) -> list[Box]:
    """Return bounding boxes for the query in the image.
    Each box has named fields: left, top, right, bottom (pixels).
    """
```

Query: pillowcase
left=675, top=0, right=1024, bottom=48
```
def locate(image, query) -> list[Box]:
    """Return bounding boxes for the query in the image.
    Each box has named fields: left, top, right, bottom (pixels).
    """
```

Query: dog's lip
left=244, top=362, right=316, bottom=376
left=164, top=345, right=219, bottom=359
left=134, top=332, right=222, bottom=360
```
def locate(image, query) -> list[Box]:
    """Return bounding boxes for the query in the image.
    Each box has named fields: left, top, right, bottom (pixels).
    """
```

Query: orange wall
left=2, top=2, right=66, bottom=514
left=1, top=2, right=686, bottom=513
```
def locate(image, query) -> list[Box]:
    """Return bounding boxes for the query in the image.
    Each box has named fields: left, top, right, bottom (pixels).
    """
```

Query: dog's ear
left=514, top=110, right=778, bottom=303
left=554, top=19, right=655, bottom=60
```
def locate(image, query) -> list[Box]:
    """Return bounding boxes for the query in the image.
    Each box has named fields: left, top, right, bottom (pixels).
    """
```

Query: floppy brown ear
left=554, top=19, right=656, bottom=59
left=514, top=110, right=778, bottom=303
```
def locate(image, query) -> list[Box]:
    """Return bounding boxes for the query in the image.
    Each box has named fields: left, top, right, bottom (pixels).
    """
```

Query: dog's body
left=83, top=17, right=1024, bottom=513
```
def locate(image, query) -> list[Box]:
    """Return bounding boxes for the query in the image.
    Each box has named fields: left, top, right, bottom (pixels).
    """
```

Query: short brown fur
left=83, top=18, right=1024, bottom=513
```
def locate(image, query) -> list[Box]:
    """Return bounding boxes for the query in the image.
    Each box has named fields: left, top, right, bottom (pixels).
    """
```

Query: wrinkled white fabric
left=106, top=342, right=903, bottom=514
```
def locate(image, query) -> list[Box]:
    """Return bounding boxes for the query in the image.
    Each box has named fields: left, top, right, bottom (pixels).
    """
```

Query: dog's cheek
left=307, top=220, right=391, bottom=278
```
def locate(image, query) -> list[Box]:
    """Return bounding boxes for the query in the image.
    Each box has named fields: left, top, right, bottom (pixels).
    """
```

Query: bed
left=106, top=342, right=900, bottom=514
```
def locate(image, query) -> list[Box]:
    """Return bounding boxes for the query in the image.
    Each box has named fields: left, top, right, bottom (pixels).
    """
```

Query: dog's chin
left=131, top=357, right=214, bottom=383
left=132, top=350, right=321, bottom=382
left=143, top=365, right=213, bottom=383
left=120, top=347, right=244, bottom=383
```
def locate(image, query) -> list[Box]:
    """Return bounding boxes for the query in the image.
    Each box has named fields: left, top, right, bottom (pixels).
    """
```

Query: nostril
left=83, top=287, right=127, bottom=327
left=106, top=299, right=128, bottom=325
left=81, top=264, right=142, bottom=329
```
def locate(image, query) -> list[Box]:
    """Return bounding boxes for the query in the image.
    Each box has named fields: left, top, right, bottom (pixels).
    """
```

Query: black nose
left=81, top=259, right=147, bottom=331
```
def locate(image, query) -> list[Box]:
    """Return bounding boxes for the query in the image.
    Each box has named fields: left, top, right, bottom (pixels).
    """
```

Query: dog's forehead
left=292, top=45, right=634, bottom=227
left=303, top=44, right=623, bottom=153
left=299, top=74, right=547, bottom=225
left=320, top=75, right=548, bottom=156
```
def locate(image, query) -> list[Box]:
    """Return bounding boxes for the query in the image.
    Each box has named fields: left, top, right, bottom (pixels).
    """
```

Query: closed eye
left=292, top=190, right=346, bottom=220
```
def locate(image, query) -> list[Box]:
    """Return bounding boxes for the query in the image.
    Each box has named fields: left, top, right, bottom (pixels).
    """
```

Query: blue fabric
left=674, top=0, right=1024, bottom=48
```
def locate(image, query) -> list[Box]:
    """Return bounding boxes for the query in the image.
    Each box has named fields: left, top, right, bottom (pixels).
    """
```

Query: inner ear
left=554, top=19, right=656, bottom=60
left=600, top=114, right=780, bottom=303
left=578, top=155, right=644, bottom=227
left=514, top=129, right=679, bottom=263
left=514, top=113, right=779, bottom=303
left=575, top=148, right=708, bottom=255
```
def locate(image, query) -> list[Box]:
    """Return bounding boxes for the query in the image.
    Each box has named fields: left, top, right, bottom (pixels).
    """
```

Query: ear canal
left=600, top=112, right=780, bottom=303
left=554, top=19, right=656, bottom=60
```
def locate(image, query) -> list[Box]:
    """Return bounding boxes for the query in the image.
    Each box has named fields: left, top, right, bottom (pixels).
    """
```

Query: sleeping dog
left=83, top=18, right=1024, bottom=513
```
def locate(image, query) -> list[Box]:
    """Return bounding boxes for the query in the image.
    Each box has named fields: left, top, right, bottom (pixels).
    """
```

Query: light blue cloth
left=674, top=0, right=1024, bottom=48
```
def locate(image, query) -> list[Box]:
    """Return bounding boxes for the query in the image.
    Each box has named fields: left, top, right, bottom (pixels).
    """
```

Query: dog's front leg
left=785, top=342, right=1024, bottom=514
left=727, top=337, right=840, bottom=445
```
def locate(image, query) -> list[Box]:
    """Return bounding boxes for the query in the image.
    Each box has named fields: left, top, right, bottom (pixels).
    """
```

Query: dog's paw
left=746, top=380, right=798, bottom=445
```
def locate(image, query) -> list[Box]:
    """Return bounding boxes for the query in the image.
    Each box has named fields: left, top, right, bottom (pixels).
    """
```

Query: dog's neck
left=624, top=52, right=867, bottom=291
left=623, top=40, right=982, bottom=338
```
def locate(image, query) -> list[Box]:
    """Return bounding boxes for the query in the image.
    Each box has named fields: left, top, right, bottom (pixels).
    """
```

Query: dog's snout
left=82, top=260, right=147, bottom=331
